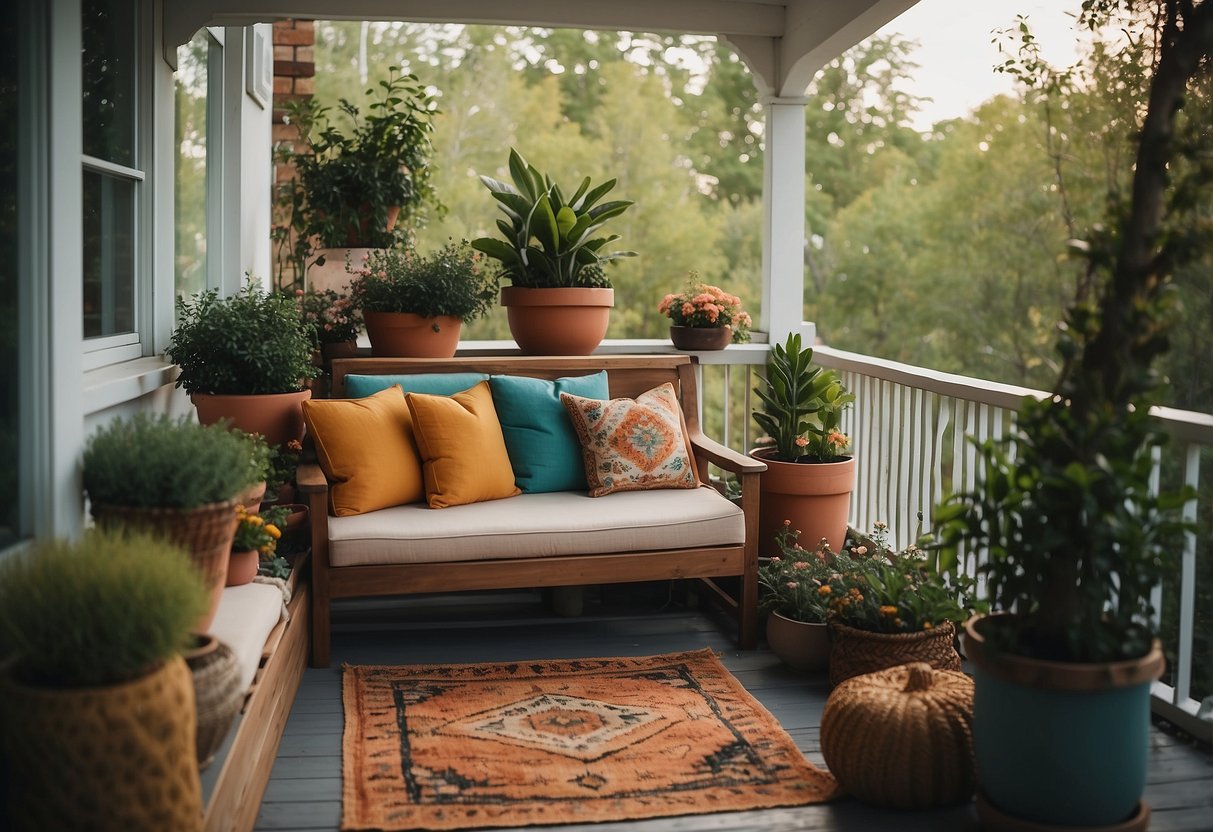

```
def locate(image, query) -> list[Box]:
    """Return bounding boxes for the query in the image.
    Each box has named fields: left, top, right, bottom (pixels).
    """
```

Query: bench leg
left=739, top=566, right=758, bottom=649
left=311, top=582, right=332, bottom=667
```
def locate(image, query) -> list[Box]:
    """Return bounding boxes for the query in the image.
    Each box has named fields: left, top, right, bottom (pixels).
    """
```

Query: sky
left=877, top=0, right=1087, bottom=130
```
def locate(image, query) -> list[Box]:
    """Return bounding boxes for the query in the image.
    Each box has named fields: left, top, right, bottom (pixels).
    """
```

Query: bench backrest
left=328, top=355, right=703, bottom=432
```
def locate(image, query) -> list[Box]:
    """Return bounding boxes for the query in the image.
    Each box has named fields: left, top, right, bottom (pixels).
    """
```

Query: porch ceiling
left=165, top=0, right=920, bottom=97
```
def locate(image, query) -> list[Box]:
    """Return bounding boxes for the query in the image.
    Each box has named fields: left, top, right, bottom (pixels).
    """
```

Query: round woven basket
left=821, top=661, right=975, bottom=808
left=185, top=635, right=244, bottom=770
left=828, top=618, right=961, bottom=687
left=0, top=657, right=202, bottom=830
left=91, top=499, right=239, bottom=632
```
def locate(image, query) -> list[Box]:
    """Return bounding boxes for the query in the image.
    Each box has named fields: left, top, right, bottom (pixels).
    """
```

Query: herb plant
left=753, top=333, right=854, bottom=462
left=349, top=241, right=498, bottom=321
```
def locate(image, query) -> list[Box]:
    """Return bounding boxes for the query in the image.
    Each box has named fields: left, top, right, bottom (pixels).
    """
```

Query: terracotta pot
left=239, top=480, right=267, bottom=514
left=964, top=614, right=1164, bottom=829
left=363, top=311, right=462, bottom=357
left=280, top=503, right=310, bottom=536
left=0, top=657, right=203, bottom=830
left=225, top=549, right=259, bottom=587
left=750, top=449, right=856, bottom=557
left=828, top=618, right=961, bottom=687
left=321, top=339, right=360, bottom=361
left=500, top=286, right=614, bottom=355
left=307, top=247, right=375, bottom=294
left=91, top=499, right=238, bottom=634
left=191, top=389, right=311, bottom=447
left=669, top=325, right=733, bottom=351
left=766, top=611, right=830, bottom=672
left=183, top=634, right=243, bottom=770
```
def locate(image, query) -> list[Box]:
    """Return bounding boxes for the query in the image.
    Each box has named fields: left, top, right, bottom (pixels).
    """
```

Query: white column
left=760, top=96, right=813, bottom=346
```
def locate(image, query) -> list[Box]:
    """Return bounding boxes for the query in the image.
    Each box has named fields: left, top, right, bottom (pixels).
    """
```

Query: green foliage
left=657, top=274, right=752, bottom=343
left=232, top=504, right=287, bottom=555
left=167, top=281, right=317, bottom=395
left=295, top=287, right=362, bottom=345
left=758, top=524, right=836, bottom=623
left=350, top=241, right=498, bottom=320
left=753, top=333, right=854, bottom=461
left=83, top=413, right=260, bottom=508
left=277, top=66, right=440, bottom=250
left=0, top=528, right=207, bottom=686
left=471, top=147, right=635, bottom=288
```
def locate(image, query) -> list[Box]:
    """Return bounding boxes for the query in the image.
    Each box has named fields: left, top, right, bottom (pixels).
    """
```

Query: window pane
left=175, top=31, right=209, bottom=299
left=0, top=11, right=18, bottom=547
left=81, top=0, right=136, bottom=166
left=82, top=170, right=135, bottom=338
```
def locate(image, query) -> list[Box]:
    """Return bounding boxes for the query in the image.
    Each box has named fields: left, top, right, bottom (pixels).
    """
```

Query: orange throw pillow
left=405, top=381, right=521, bottom=509
left=301, top=386, right=424, bottom=516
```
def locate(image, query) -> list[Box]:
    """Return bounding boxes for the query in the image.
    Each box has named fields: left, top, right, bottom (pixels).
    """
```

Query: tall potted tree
left=471, top=148, right=635, bottom=354
left=936, top=2, right=1210, bottom=827
left=167, top=281, right=317, bottom=446
left=752, top=333, right=856, bottom=556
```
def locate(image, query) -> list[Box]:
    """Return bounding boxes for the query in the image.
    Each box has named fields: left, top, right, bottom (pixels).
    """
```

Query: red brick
left=293, top=76, right=315, bottom=95
left=295, top=46, right=314, bottom=63
left=274, top=27, right=314, bottom=46
left=274, top=60, right=315, bottom=78
left=273, top=76, right=293, bottom=95
left=274, top=44, right=293, bottom=61
left=271, top=123, right=298, bottom=142
left=295, top=20, right=314, bottom=33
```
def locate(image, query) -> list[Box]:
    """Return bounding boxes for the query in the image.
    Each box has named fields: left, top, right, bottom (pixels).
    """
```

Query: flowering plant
left=296, top=287, right=362, bottom=345
left=753, top=332, right=853, bottom=462
left=758, top=522, right=835, bottom=623
left=658, top=275, right=752, bottom=343
left=232, top=505, right=287, bottom=557
left=349, top=241, right=497, bottom=321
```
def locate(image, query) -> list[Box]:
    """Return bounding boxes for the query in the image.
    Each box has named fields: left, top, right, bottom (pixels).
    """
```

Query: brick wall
left=271, top=20, right=316, bottom=289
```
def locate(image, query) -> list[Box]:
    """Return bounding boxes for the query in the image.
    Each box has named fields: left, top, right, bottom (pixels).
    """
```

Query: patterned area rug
left=341, top=649, right=838, bottom=830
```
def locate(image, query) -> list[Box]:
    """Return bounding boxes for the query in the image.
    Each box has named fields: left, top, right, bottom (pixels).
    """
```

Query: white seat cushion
left=209, top=582, right=284, bottom=690
left=327, top=485, right=744, bottom=567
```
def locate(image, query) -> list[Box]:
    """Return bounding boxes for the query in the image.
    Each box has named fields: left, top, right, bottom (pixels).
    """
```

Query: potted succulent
left=276, top=66, right=440, bottom=292
left=757, top=522, right=834, bottom=671
left=167, top=280, right=318, bottom=445
left=752, top=332, right=856, bottom=555
left=658, top=273, right=753, bottom=351
left=471, top=148, right=635, bottom=354
left=934, top=3, right=1206, bottom=826
left=348, top=241, right=497, bottom=357
left=83, top=413, right=260, bottom=631
left=0, top=527, right=208, bottom=828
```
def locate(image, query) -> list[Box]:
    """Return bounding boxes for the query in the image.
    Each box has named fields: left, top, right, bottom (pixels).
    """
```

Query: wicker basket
left=821, top=662, right=975, bottom=808
left=91, top=499, right=239, bottom=632
left=828, top=618, right=961, bottom=687
left=185, top=635, right=244, bottom=770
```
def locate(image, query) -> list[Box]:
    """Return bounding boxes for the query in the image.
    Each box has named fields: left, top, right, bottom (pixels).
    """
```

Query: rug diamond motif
left=443, top=693, right=664, bottom=761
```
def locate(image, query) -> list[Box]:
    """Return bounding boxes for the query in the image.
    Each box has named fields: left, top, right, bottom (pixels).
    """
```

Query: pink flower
left=794, top=437, right=809, bottom=447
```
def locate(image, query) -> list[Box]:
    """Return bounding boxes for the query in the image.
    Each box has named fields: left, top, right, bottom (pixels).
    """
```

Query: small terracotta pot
left=280, top=503, right=310, bottom=536
left=669, top=325, right=733, bottom=351
left=192, top=389, right=311, bottom=447
left=501, top=286, right=613, bottom=355
left=766, top=612, right=830, bottom=672
left=321, top=339, right=359, bottom=361
left=363, top=311, right=462, bottom=357
left=239, top=480, right=267, bottom=514
left=225, top=549, right=259, bottom=587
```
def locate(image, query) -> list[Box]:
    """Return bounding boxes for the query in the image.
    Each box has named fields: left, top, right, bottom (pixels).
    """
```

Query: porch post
left=760, top=96, right=811, bottom=346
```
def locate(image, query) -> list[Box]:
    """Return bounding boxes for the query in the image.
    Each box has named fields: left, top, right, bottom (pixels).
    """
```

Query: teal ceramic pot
left=964, top=615, right=1164, bottom=827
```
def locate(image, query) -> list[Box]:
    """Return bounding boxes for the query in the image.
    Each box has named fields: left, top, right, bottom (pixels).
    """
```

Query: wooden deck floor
left=254, top=589, right=1213, bottom=831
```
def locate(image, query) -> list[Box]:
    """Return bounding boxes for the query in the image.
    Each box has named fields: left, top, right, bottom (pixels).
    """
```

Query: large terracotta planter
left=0, top=657, right=203, bottom=830
left=363, top=310, right=462, bottom=357
left=669, top=325, right=733, bottom=351
left=91, top=499, right=239, bottom=634
left=501, top=286, right=614, bottom=355
left=766, top=611, right=830, bottom=672
left=750, top=449, right=856, bottom=557
left=965, top=615, right=1164, bottom=830
left=192, top=389, right=311, bottom=447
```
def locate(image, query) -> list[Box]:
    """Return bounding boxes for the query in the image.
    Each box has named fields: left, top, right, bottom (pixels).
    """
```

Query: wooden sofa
left=298, top=355, right=766, bottom=667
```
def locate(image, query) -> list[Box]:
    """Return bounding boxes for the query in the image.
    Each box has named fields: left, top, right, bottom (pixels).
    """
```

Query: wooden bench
left=298, top=355, right=766, bottom=667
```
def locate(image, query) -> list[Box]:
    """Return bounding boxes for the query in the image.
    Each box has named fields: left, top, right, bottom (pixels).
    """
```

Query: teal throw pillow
left=489, top=371, right=609, bottom=493
left=344, top=373, right=487, bottom=399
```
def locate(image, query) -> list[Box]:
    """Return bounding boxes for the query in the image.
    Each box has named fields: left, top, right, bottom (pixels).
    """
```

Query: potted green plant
left=348, top=241, right=498, bottom=357
left=934, top=4, right=1206, bottom=826
left=0, top=527, right=208, bottom=828
left=167, top=280, right=318, bottom=445
left=758, top=522, right=834, bottom=671
left=83, top=413, right=260, bottom=631
left=658, top=273, right=753, bottom=351
left=751, top=332, right=856, bottom=555
left=276, top=66, right=439, bottom=290
left=471, top=148, right=635, bottom=354
left=296, top=286, right=363, bottom=360
left=227, top=504, right=287, bottom=587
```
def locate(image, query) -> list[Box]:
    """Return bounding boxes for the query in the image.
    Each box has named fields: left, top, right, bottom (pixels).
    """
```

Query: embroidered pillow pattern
left=561, top=383, right=698, bottom=497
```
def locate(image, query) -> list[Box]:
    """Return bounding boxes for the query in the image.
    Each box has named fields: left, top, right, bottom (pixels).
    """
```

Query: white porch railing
left=687, top=340, right=1213, bottom=740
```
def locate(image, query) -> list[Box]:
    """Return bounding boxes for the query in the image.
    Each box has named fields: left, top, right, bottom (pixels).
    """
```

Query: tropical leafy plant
left=349, top=241, right=498, bottom=321
left=471, top=148, right=635, bottom=288
left=0, top=528, right=207, bottom=686
left=167, top=281, right=317, bottom=395
left=83, top=413, right=262, bottom=508
left=753, top=333, right=854, bottom=462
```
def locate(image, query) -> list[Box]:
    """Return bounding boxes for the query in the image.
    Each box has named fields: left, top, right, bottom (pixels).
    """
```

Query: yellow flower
left=817, top=585, right=832, bottom=596
left=265, top=524, right=281, bottom=539
left=879, top=605, right=898, bottom=617
left=923, top=621, right=933, bottom=630
left=247, top=515, right=264, bottom=526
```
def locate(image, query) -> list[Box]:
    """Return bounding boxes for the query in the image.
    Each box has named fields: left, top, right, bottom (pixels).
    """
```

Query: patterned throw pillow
left=560, top=383, right=699, bottom=497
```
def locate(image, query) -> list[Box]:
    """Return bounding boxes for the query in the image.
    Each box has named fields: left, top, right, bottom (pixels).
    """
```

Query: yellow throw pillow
left=405, top=381, right=521, bottom=509
left=301, top=386, right=424, bottom=516
left=561, top=382, right=700, bottom=497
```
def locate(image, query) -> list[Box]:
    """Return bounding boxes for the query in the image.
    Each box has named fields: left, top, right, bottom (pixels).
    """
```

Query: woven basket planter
left=91, top=499, right=239, bottom=633
left=184, top=635, right=244, bottom=770
left=0, top=657, right=202, bottom=830
left=827, top=618, right=961, bottom=687
left=821, top=662, right=975, bottom=808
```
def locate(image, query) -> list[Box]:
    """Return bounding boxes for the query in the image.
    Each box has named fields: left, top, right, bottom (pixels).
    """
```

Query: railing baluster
left=1176, top=443, right=1200, bottom=704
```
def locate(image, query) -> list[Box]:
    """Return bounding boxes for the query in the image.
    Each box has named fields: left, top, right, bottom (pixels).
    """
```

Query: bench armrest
left=296, top=462, right=329, bottom=494
left=687, top=430, right=767, bottom=475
